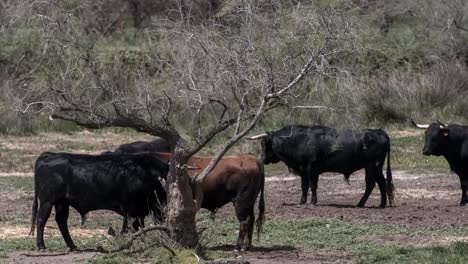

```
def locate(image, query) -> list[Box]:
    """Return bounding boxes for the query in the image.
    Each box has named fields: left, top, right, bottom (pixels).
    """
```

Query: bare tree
left=6, top=0, right=361, bottom=247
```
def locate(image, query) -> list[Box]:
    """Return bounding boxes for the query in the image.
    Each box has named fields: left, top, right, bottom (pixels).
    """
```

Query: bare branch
left=234, top=93, right=247, bottom=135
left=50, top=112, right=179, bottom=141
left=266, top=48, right=347, bottom=99
left=194, top=95, right=267, bottom=182
left=15, top=101, right=57, bottom=113
left=453, top=19, right=468, bottom=32
left=208, top=98, right=228, bottom=123
left=162, top=91, right=173, bottom=127
left=293, top=105, right=336, bottom=111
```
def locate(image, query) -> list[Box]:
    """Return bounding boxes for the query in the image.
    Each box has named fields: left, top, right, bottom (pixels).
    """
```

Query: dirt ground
left=211, top=170, right=468, bottom=263
left=2, top=168, right=468, bottom=263
left=258, top=171, right=468, bottom=229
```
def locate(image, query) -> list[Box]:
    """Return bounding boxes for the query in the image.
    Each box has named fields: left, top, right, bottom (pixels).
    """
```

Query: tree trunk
left=166, top=144, right=200, bottom=248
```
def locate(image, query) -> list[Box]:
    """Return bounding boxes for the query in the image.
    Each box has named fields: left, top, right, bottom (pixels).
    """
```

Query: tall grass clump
left=361, top=60, right=468, bottom=124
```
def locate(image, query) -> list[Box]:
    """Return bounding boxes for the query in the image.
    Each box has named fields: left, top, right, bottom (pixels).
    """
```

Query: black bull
left=249, top=125, right=394, bottom=208
left=412, top=120, right=468, bottom=205
left=109, top=138, right=265, bottom=251
left=30, top=152, right=168, bottom=250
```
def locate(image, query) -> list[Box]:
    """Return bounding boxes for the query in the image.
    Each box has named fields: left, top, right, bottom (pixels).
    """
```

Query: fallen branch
left=160, top=240, right=177, bottom=257
left=98, top=225, right=170, bottom=253
left=193, top=251, right=201, bottom=263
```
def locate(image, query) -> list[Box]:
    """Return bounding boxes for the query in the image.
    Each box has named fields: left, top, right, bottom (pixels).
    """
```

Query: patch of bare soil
left=0, top=226, right=109, bottom=239
left=234, top=170, right=468, bottom=229
left=6, top=251, right=97, bottom=264
left=0, top=172, right=33, bottom=177
left=389, top=129, right=423, bottom=138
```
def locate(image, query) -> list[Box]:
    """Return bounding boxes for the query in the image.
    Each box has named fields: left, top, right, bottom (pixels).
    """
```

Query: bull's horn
left=49, top=115, right=55, bottom=121
left=410, top=119, right=429, bottom=129
left=182, top=164, right=200, bottom=170
left=246, top=133, right=268, bottom=140
left=437, top=120, right=448, bottom=128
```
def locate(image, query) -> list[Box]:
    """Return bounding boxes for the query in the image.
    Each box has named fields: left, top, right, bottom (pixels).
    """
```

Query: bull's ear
left=441, top=128, right=449, bottom=137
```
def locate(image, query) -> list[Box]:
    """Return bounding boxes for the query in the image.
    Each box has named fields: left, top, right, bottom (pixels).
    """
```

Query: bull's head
left=246, top=132, right=280, bottom=164
left=411, top=119, right=449, bottom=156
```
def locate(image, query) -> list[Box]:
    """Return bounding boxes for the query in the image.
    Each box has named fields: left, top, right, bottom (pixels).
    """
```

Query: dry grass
left=0, top=131, right=153, bottom=172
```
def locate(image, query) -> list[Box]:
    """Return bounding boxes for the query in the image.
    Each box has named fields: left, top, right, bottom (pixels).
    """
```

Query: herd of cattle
left=28, top=120, right=468, bottom=251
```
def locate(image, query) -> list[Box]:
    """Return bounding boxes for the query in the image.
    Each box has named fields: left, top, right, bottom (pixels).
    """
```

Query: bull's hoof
left=241, top=245, right=250, bottom=252
left=234, top=245, right=241, bottom=252
left=379, top=203, right=386, bottom=208
left=356, top=203, right=365, bottom=208
left=67, top=245, right=77, bottom=252
left=37, top=247, right=46, bottom=252
left=299, top=198, right=307, bottom=205
left=459, top=201, right=468, bottom=206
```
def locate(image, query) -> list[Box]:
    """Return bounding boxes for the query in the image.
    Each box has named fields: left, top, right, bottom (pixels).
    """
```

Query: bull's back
left=152, top=152, right=261, bottom=210
left=193, top=155, right=261, bottom=211
left=33, top=152, right=161, bottom=214
left=315, top=129, right=389, bottom=174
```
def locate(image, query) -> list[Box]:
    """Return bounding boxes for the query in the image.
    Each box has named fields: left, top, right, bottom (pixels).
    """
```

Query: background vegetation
left=1, top=0, right=468, bottom=136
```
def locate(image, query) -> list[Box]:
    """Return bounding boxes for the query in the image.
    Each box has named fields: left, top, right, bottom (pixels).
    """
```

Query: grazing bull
left=412, top=120, right=468, bottom=205
left=248, top=125, right=394, bottom=208
left=30, top=152, right=168, bottom=250
left=157, top=153, right=265, bottom=251
left=113, top=139, right=171, bottom=154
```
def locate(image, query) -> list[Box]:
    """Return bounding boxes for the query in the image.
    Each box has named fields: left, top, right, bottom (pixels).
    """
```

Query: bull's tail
left=29, top=193, right=38, bottom=236
left=385, top=139, right=395, bottom=207
left=255, top=160, right=265, bottom=241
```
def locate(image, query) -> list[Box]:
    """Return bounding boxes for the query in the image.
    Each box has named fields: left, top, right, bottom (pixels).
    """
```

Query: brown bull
left=158, top=153, right=265, bottom=251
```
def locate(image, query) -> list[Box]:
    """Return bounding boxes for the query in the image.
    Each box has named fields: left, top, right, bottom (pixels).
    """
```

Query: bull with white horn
left=411, top=118, right=468, bottom=206
left=246, top=133, right=268, bottom=140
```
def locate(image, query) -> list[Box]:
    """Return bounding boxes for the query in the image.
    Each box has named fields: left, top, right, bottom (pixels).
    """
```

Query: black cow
left=30, top=152, right=168, bottom=250
left=113, top=139, right=171, bottom=154
left=248, top=125, right=394, bottom=208
left=412, top=120, right=468, bottom=205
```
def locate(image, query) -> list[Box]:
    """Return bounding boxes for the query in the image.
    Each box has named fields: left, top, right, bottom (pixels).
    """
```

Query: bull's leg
left=309, top=174, right=319, bottom=205
left=121, top=216, right=129, bottom=234
left=357, top=167, right=376, bottom=208
left=458, top=174, right=468, bottom=206
left=236, top=218, right=250, bottom=251
left=375, top=171, right=387, bottom=208
left=36, top=201, right=53, bottom=250
left=244, top=208, right=255, bottom=251
left=300, top=175, right=310, bottom=204
left=132, top=217, right=144, bottom=231
left=234, top=202, right=251, bottom=251
left=54, top=202, right=76, bottom=251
